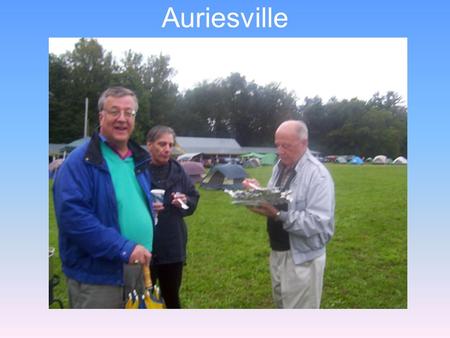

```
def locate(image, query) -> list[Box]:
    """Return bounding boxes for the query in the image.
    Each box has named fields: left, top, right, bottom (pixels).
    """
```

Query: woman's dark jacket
left=150, top=158, right=200, bottom=265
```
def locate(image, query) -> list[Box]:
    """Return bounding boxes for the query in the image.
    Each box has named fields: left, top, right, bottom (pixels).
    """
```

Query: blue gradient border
left=1, top=0, right=449, bottom=337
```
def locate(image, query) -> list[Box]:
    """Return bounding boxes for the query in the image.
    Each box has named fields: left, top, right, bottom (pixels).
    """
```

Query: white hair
left=296, top=120, right=309, bottom=140
left=278, top=120, right=309, bottom=140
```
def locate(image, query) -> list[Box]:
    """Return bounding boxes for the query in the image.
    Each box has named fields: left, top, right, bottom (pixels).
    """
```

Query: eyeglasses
left=103, top=108, right=136, bottom=118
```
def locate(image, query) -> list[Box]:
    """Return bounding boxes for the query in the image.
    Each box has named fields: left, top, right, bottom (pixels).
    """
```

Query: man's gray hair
left=296, top=120, right=309, bottom=140
left=147, top=125, right=176, bottom=143
left=98, top=86, right=138, bottom=112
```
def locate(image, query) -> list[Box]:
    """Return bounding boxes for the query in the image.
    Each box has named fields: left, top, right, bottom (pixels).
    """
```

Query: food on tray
left=225, top=188, right=292, bottom=206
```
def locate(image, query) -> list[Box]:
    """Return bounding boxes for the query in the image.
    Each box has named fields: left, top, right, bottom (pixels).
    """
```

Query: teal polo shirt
left=100, top=141, right=153, bottom=251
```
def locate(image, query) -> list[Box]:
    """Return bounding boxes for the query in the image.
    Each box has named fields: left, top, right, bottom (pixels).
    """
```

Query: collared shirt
left=266, top=162, right=297, bottom=251
left=99, top=133, right=132, bottom=160
left=277, top=162, right=298, bottom=189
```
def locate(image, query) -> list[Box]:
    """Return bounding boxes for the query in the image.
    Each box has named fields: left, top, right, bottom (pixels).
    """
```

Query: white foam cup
left=151, top=189, right=165, bottom=203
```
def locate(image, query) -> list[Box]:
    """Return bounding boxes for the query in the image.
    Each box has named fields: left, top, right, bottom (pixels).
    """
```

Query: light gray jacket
left=268, top=149, right=335, bottom=264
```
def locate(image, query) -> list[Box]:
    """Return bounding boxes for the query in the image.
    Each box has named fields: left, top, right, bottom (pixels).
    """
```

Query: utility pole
left=83, top=97, right=89, bottom=138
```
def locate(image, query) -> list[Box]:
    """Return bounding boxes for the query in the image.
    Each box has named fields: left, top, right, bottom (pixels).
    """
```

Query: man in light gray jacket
left=245, top=120, right=335, bottom=308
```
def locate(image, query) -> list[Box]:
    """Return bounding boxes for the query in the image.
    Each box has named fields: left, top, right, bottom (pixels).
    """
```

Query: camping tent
left=260, top=153, right=277, bottom=166
left=336, top=156, right=347, bottom=164
left=243, top=158, right=261, bottom=168
left=350, top=156, right=364, bottom=165
left=180, top=161, right=205, bottom=183
left=393, top=156, right=407, bottom=165
left=241, top=152, right=264, bottom=159
left=200, top=163, right=248, bottom=190
left=372, top=155, right=387, bottom=164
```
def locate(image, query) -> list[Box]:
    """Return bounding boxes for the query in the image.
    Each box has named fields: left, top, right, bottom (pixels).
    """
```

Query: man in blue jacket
left=53, top=87, right=154, bottom=308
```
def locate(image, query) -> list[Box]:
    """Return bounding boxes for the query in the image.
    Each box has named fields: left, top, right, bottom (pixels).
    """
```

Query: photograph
left=48, top=37, right=407, bottom=309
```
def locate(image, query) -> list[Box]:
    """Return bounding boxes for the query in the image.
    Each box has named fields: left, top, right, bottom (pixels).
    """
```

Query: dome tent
left=241, top=152, right=264, bottom=159
left=260, top=153, right=277, bottom=166
left=336, top=156, right=347, bottom=164
left=243, top=157, right=261, bottom=168
left=200, top=163, right=248, bottom=190
left=180, top=161, right=205, bottom=183
left=393, top=156, right=407, bottom=164
left=350, top=156, right=364, bottom=165
left=372, top=155, right=387, bottom=164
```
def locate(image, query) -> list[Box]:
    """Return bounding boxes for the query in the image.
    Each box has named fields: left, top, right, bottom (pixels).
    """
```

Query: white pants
left=270, top=250, right=326, bottom=309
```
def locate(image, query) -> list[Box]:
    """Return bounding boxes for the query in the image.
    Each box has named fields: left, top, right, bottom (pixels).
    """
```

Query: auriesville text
left=161, top=7, right=288, bottom=29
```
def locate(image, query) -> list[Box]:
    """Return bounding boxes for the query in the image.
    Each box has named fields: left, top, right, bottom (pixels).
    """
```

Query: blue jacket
left=53, top=133, right=154, bottom=285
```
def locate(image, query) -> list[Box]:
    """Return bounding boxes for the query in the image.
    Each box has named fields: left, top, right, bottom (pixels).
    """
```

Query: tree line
left=49, top=38, right=407, bottom=158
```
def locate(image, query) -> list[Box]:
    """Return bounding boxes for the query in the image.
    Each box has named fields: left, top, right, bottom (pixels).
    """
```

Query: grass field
left=49, top=164, right=407, bottom=309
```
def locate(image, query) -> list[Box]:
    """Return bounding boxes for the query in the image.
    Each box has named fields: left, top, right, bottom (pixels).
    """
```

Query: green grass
left=49, top=164, right=407, bottom=308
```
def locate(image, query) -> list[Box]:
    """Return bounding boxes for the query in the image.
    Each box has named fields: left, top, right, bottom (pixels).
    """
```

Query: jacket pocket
left=291, top=233, right=327, bottom=253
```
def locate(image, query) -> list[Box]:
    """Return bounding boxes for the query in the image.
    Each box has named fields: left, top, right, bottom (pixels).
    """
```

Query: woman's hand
left=171, top=192, right=189, bottom=209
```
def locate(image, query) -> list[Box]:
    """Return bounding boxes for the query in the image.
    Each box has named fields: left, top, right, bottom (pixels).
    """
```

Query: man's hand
left=129, top=244, right=152, bottom=266
left=242, top=178, right=262, bottom=190
left=247, top=201, right=279, bottom=219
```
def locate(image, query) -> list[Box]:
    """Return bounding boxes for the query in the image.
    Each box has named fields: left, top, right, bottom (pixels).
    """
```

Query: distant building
left=241, top=146, right=276, bottom=154
left=176, top=136, right=242, bottom=156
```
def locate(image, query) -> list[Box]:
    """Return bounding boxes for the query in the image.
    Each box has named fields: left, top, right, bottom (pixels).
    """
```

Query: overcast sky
left=49, top=38, right=407, bottom=105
